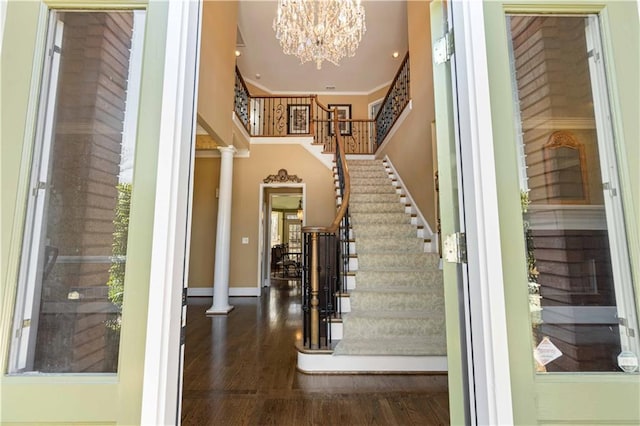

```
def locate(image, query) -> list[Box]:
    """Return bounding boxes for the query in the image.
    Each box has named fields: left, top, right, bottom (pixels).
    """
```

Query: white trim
left=241, top=76, right=393, bottom=97
left=526, top=205, right=606, bottom=230
left=196, top=148, right=249, bottom=158
left=230, top=287, right=261, bottom=297
left=297, top=352, right=447, bottom=373
left=140, top=0, right=201, bottom=424
left=383, top=155, right=435, bottom=239
left=186, top=287, right=261, bottom=297
left=373, top=99, right=412, bottom=155
left=232, top=111, right=251, bottom=147
left=452, top=2, right=513, bottom=424
left=187, top=287, right=211, bottom=297
left=0, top=0, right=6, bottom=56
left=258, top=183, right=305, bottom=291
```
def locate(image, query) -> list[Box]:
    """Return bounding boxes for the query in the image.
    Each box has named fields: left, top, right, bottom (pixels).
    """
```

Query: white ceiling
left=236, top=1, right=408, bottom=95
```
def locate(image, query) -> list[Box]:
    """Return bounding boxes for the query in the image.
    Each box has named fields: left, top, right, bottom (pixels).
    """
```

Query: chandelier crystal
left=273, top=0, right=366, bottom=70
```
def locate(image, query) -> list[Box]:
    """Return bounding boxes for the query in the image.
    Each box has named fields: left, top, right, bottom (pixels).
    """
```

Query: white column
left=207, top=145, right=236, bottom=315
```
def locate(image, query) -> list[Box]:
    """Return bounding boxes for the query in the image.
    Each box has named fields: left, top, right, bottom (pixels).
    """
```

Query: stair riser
left=357, top=253, right=440, bottom=270
left=350, top=292, right=445, bottom=312
left=350, top=212, right=411, bottom=224
left=349, top=203, right=405, bottom=213
left=342, top=316, right=446, bottom=339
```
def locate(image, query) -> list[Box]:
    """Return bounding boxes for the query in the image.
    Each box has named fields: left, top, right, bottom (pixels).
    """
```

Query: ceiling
left=272, top=194, right=303, bottom=210
left=235, top=1, right=408, bottom=95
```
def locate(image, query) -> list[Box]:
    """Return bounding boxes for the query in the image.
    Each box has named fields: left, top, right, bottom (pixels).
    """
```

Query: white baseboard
left=187, top=287, right=212, bottom=297
left=187, top=287, right=261, bottom=297
left=229, top=287, right=261, bottom=297
left=383, top=155, right=435, bottom=240
left=297, top=352, right=447, bottom=373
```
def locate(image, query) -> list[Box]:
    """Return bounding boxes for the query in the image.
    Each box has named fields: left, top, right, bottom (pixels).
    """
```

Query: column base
left=205, top=305, right=235, bottom=315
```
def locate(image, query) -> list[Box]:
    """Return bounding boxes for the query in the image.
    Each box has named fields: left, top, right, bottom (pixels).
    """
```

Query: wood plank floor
left=181, top=280, right=449, bottom=425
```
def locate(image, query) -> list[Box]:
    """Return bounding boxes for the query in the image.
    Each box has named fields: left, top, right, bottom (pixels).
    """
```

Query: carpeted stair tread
left=355, top=270, right=443, bottom=289
left=351, top=184, right=397, bottom=194
left=350, top=289, right=444, bottom=311
left=350, top=176, right=394, bottom=186
left=357, top=253, right=440, bottom=270
left=355, top=236, right=424, bottom=253
left=341, top=313, right=445, bottom=339
left=333, top=337, right=446, bottom=356
left=354, top=223, right=417, bottom=238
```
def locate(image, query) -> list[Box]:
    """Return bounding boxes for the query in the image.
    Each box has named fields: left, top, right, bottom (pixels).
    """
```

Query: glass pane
left=507, top=15, right=638, bottom=372
left=10, top=10, right=145, bottom=373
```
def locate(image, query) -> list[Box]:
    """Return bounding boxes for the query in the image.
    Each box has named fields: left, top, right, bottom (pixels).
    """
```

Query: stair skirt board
left=297, top=352, right=448, bottom=373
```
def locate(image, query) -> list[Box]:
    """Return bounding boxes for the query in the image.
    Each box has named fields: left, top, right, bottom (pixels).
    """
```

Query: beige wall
left=377, top=1, right=437, bottom=228
left=198, top=0, right=238, bottom=145
left=188, top=157, right=220, bottom=288
left=316, top=94, right=369, bottom=120
left=188, top=145, right=335, bottom=288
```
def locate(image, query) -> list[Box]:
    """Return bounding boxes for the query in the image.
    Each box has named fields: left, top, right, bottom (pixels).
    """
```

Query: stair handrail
left=307, top=101, right=351, bottom=233
left=374, top=52, right=410, bottom=148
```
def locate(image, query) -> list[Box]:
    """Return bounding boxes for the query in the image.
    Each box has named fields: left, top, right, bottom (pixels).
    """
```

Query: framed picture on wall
left=287, top=104, right=310, bottom=134
left=328, top=104, right=352, bottom=136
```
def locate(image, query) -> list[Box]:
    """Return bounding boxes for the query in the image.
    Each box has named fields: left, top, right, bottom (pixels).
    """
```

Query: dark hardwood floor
left=181, top=279, right=449, bottom=425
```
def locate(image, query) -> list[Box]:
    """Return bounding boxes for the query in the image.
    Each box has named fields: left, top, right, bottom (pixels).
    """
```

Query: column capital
left=217, top=145, right=237, bottom=155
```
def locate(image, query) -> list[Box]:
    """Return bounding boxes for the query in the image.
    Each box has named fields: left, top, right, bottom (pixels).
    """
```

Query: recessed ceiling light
left=255, top=73, right=261, bottom=79
left=392, top=51, right=399, bottom=58
left=235, top=50, right=241, bottom=57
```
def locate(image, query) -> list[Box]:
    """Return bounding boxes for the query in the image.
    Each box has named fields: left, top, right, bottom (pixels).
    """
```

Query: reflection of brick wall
left=532, top=230, right=614, bottom=306
left=531, top=229, right=619, bottom=372
left=35, top=12, right=133, bottom=373
left=510, top=16, right=603, bottom=204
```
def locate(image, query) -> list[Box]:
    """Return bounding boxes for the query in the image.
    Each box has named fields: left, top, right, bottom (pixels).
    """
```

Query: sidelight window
left=8, top=9, right=145, bottom=374
left=507, top=14, right=638, bottom=373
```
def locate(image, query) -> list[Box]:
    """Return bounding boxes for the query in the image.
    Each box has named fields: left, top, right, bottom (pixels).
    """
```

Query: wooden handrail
left=235, top=66, right=250, bottom=98
left=302, top=105, right=350, bottom=234
left=374, top=51, right=409, bottom=124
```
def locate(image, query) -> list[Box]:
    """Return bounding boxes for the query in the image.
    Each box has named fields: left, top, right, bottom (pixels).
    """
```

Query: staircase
left=297, top=159, right=447, bottom=373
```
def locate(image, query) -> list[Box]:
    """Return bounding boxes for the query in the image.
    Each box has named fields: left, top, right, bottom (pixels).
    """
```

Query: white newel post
left=207, top=145, right=236, bottom=315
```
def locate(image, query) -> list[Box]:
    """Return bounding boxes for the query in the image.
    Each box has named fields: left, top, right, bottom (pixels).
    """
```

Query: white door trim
left=258, top=184, right=305, bottom=289
left=140, top=0, right=201, bottom=424
left=450, top=2, right=514, bottom=424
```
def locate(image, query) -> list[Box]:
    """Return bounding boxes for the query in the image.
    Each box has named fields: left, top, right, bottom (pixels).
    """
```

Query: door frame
left=139, top=0, right=201, bottom=424
left=432, top=1, right=516, bottom=424
left=258, top=184, right=305, bottom=288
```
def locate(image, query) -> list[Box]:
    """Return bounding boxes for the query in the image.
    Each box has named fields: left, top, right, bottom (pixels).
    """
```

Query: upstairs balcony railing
left=233, top=54, right=410, bottom=154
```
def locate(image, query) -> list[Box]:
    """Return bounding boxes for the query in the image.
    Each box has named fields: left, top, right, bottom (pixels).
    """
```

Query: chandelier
left=273, top=0, right=366, bottom=70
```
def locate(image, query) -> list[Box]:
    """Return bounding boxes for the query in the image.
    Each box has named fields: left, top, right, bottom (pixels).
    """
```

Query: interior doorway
left=259, top=185, right=304, bottom=287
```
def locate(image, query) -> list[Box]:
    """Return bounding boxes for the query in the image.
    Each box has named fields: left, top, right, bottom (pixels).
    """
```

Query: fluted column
left=207, top=145, right=236, bottom=315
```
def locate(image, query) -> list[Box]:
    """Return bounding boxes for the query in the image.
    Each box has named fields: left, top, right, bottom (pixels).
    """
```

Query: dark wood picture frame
left=328, top=104, right=352, bottom=136
left=287, top=104, right=310, bottom=134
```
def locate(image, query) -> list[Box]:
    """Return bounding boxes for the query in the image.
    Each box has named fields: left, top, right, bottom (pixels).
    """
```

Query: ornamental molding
left=263, top=169, right=302, bottom=183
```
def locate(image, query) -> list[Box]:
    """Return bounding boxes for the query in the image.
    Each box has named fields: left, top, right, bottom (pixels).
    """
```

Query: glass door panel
left=507, top=14, right=638, bottom=372
left=10, top=10, right=145, bottom=373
